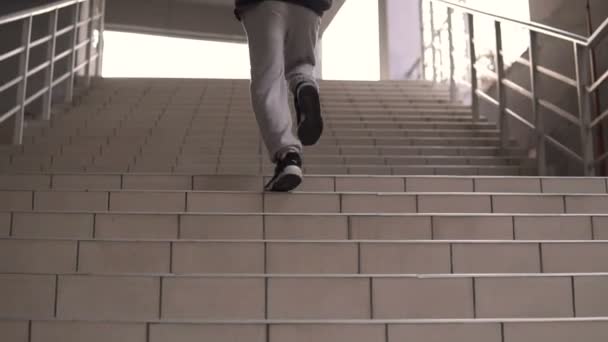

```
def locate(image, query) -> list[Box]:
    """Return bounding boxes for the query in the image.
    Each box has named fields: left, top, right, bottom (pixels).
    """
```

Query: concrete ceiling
left=105, top=0, right=345, bottom=43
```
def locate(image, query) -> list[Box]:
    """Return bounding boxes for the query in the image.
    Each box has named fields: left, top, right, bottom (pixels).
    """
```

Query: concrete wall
left=379, top=0, right=423, bottom=80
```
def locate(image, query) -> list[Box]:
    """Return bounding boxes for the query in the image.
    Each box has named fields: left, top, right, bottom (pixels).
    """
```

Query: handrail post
left=494, top=20, right=509, bottom=150
left=84, top=0, right=95, bottom=88
left=43, top=10, right=59, bottom=121
left=466, top=13, right=478, bottom=121
left=96, top=0, right=105, bottom=77
left=65, top=1, right=81, bottom=104
left=418, top=0, right=426, bottom=79
left=429, top=1, right=437, bottom=82
left=436, top=12, right=444, bottom=81
left=529, top=31, right=546, bottom=176
left=574, top=43, right=595, bottom=176
left=447, top=7, right=456, bottom=102
left=14, top=16, right=33, bottom=145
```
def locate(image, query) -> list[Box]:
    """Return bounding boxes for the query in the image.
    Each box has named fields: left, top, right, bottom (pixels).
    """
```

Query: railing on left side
left=0, top=0, right=105, bottom=145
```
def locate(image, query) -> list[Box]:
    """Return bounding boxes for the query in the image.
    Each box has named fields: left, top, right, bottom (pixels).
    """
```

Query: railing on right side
left=416, top=0, right=608, bottom=176
left=0, top=0, right=105, bottom=145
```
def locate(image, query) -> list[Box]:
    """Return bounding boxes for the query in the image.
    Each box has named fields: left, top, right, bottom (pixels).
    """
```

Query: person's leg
left=241, top=1, right=302, bottom=163
left=241, top=1, right=303, bottom=192
left=284, top=4, right=323, bottom=146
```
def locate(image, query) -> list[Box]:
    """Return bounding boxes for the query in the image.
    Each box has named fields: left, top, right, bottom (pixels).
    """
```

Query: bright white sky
left=102, top=1, right=380, bottom=80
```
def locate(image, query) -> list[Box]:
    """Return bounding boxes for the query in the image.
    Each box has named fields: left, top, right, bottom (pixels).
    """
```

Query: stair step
left=2, top=189, right=608, bottom=214
left=2, top=319, right=607, bottom=342
left=0, top=238, right=607, bottom=275
left=0, top=174, right=602, bottom=192
left=2, top=212, right=604, bottom=241
left=0, top=273, right=605, bottom=320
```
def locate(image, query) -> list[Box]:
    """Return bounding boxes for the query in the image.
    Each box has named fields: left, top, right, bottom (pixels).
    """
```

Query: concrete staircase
left=1, top=79, right=608, bottom=342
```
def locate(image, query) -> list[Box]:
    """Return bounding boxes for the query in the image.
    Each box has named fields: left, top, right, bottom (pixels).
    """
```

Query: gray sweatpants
left=241, top=1, right=321, bottom=162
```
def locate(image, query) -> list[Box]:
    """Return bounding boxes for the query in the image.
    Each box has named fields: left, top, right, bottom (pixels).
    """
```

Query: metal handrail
left=433, top=0, right=589, bottom=45
left=0, top=0, right=105, bottom=144
left=419, top=0, right=608, bottom=176
left=0, top=0, right=85, bottom=25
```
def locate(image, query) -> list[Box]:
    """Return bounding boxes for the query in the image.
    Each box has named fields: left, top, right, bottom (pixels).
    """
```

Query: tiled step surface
left=2, top=319, right=608, bottom=342
left=1, top=273, right=607, bottom=320
left=0, top=79, right=529, bottom=176
left=1, top=212, right=606, bottom=241
left=0, top=174, right=603, bottom=192
left=1, top=238, right=607, bottom=275
left=1, top=78, right=604, bottom=341
left=3, top=189, right=608, bottom=214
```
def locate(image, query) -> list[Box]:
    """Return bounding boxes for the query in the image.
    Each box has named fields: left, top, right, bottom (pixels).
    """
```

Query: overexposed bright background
left=102, top=32, right=250, bottom=78
left=102, top=1, right=380, bottom=80
left=321, top=0, right=380, bottom=80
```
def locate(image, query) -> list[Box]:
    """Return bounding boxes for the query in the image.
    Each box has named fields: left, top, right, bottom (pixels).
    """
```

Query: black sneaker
left=265, top=152, right=303, bottom=192
left=294, top=83, right=323, bottom=146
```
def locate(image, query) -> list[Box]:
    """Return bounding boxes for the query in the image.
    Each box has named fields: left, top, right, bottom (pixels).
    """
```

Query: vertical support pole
left=585, top=0, right=604, bottom=175
left=96, top=0, right=106, bottom=77
left=429, top=1, right=437, bottom=82
left=466, top=13, right=478, bottom=121
left=84, top=0, right=95, bottom=88
left=574, top=43, right=595, bottom=176
left=447, top=7, right=456, bottom=102
left=529, top=31, right=546, bottom=175
left=436, top=12, right=444, bottom=81
left=14, top=16, right=33, bottom=145
left=418, top=0, right=426, bottom=79
left=65, top=1, right=80, bottom=103
left=494, top=21, right=508, bottom=149
left=43, top=10, right=59, bottom=121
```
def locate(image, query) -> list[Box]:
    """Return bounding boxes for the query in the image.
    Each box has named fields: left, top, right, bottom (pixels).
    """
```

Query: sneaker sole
left=297, top=85, right=323, bottom=146
left=266, top=165, right=303, bottom=192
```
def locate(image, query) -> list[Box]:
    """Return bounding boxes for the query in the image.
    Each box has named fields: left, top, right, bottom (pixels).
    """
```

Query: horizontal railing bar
left=588, top=17, right=608, bottom=47
left=76, top=17, right=93, bottom=29
left=537, top=66, right=578, bottom=88
left=30, top=35, right=52, bottom=49
left=24, top=87, right=50, bottom=106
left=27, top=61, right=51, bottom=77
left=0, top=46, right=25, bottom=63
left=56, top=25, right=74, bottom=37
left=591, top=107, right=608, bottom=129
left=0, top=0, right=87, bottom=26
left=74, top=38, right=91, bottom=51
left=54, top=48, right=72, bottom=61
left=500, top=78, right=581, bottom=127
left=545, top=134, right=584, bottom=163
left=538, top=99, right=581, bottom=127
left=505, top=107, right=535, bottom=130
left=588, top=68, right=608, bottom=93
left=502, top=78, right=533, bottom=99
left=52, top=71, right=71, bottom=87
left=499, top=75, right=581, bottom=126
left=514, top=57, right=577, bottom=87
left=74, top=60, right=88, bottom=73
left=72, top=52, right=100, bottom=73
left=0, top=105, right=20, bottom=124
left=476, top=89, right=499, bottom=107
left=0, top=76, right=23, bottom=94
left=432, top=0, right=587, bottom=45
